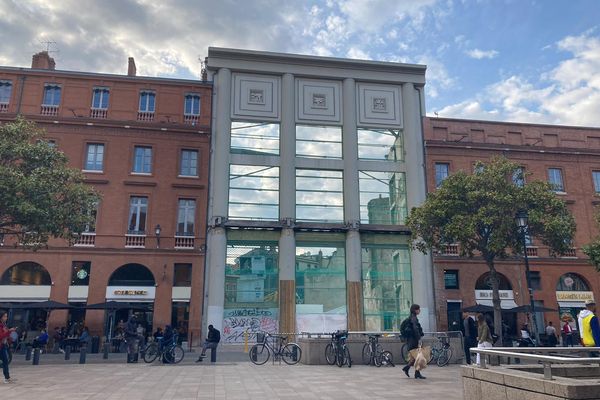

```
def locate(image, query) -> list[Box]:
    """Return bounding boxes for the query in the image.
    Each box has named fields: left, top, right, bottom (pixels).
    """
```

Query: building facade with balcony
left=204, top=48, right=435, bottom=343
left=424, top=116, right=600, bottom=339
left=0, top=52, right=211, bottom=344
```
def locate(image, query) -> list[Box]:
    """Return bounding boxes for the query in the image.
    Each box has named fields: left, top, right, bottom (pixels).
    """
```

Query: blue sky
left=1, top=0, right=599, bottom=126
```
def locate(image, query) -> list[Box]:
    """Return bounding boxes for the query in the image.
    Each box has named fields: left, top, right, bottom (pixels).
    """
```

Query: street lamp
left=155, top=224, right=162, bottom=248
left=515, top=210, right=540, bottom=345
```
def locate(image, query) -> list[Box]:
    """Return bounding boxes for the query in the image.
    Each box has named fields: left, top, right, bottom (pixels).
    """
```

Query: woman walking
left=476, top=313, right=493, bottom=365
left=1, top=312, right=16, bottom=384
left=401, top=304, right=426, bottom=379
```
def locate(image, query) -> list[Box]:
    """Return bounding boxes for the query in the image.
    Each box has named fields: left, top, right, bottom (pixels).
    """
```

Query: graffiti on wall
left=222, top=308, right=278, bottom=343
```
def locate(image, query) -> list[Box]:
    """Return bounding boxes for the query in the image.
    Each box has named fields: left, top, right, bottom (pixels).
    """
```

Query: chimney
left=31, top=51, right=56, bottom=70
left=127, top=57, right=137, bottom=77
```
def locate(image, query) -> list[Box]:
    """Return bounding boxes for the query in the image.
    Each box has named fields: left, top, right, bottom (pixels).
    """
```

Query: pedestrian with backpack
left=401, top=304, right=426, bottom=379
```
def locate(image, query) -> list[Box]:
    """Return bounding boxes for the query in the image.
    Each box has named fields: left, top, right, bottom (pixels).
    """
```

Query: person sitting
left=160, top=325, right=175, bottom=363
left=79, top=327, right=92, bottom=348
left=153, top=327, right=163, bottom=342
left=195, top=324, right=220, bottom=362
left=33, top=329, right=49, bottom=350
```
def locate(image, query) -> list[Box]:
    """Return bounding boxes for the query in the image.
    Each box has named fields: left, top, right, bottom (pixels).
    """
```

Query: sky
left=1, top=0, right=600, bottom=127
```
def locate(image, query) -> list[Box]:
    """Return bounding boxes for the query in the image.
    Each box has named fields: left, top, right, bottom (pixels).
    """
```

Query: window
left=84, top=143, right=104, bottom=171
left=180, top=149, right=198, bottom=177
left=184, top=94, right=200, bottom=115
left=132, top=146, right=152, bottom=173
left=548, top=168, right=565, bottom=192
left=593, top=171, right=600, bottom=193
left=0, top=80, right=12, bottom=103
left=296, top=125, right=342, bottom=159
left=229, top=165, right=279, bottom=220
left=231, top=122, right=280, bottom=156
left=444, top=270, right=459, bottom=289
left=127, top=196, right=148, bottom=233
left=91, top=87, right=110, bottom=109
left=71, top=261, right=91, bottom=286
left=139, top=91, right=155, bottom=112
left=173, top=263, right=192, bottom=286
left=529, top=271, right=541, bottom=291
left=177, top=199, right=196, bottom=236
left=359, top=171, right=407, bottom=225
left=357, top=128, right=403, bottom=161
left=42, top=84, right=61, bottom=106
left=512, top=167, right=525, bottom=187
left=83, top=202, right=98, bottom=233
left=435, top=163, right=449, bottom=187
left=296, top=169, right=343, bottom=222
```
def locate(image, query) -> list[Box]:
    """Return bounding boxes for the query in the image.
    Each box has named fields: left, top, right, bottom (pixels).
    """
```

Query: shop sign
left=556, top=291, right=594, bottom=302
left=106, top=286, right=155, bottom=300
left=475, top=290, right=514, bottom=299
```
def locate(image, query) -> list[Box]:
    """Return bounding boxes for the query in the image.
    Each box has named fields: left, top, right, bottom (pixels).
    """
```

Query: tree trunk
left=487, top=263, right=503, bottom=346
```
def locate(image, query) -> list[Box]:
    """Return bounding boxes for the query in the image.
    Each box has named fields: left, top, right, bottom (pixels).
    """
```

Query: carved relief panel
left=357, top=83, right=403, bottom=128
left=296, top=78, right=342, bottom=124
left=231, top=73, right=280, bottom=120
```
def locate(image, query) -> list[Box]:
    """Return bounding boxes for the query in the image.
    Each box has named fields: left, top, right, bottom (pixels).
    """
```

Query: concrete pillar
left=402, top=82, right=435, bottom=331
left=278, top=73, right=296, bottom=333
left=342, top=77, right=363, bottom=330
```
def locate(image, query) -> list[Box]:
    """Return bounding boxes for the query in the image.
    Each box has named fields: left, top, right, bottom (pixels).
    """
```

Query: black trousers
left=463, top=338, right=476, bottom=364
left=0, top=346, right=10, bottom=379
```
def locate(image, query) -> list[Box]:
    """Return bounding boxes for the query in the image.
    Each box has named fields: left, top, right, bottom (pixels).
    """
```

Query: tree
left=582, top=212, right=600, bottom=272
left=406, top=156, right=575, bottom=344
left=0, top=117, right=99, bottom=247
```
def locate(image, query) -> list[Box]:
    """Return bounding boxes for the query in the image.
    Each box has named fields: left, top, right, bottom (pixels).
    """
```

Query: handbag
left=408, top=343, right=431, bottom=370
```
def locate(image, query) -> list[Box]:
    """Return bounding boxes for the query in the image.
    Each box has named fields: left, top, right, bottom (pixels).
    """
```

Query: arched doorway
left=105, top=263, right=156, bottom=346
left=474, top=272, right=517, bottom=337
left=0, top=262, right=52, bottom=332
left=556, top=273, right=592, bottom=338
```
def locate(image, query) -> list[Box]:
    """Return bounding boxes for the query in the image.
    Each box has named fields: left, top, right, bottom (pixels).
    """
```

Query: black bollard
left=79, top=345, right=87, bottom=364
left=210, top=346, right=217, bottom=363
left=25, top=346, right=32, bottom=361
left=32, top=348, right=40, bottom=365
left=65, top=345, right=71, bottom=360
left=102, top=342, right=109, bottom=359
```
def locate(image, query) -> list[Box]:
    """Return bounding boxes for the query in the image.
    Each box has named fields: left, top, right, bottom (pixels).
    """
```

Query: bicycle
left=143, top=335, right=185, bottom=364
left=361, top=334, right=394, bottom=367
left=324, top=330, right=351, bottom=368
left=249, top=333, right=302, bottom=365
left=428, top=336, right=452, bottom=367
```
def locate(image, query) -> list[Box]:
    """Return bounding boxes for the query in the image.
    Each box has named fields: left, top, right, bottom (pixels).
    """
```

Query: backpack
left=400, top=318, right=412, bottom=339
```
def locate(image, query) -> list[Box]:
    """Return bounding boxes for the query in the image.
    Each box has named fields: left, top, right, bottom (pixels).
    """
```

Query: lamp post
left=155, top=224, right=161, bottom=249
left=515, top=210, right=540, bottom=345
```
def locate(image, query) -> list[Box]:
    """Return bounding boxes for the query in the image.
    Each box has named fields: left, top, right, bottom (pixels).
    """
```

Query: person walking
left=124, top=315, right=139, bottom=363
left=476, top=313, right=493, bottom=366
left=195, top=324, right=221, bottom=362
left=401, top=304, right=426, bottom=379
left=545, top=321, right=558, bottom=347
left=462, top=312, right=477, bottom=364
left=1, top=312, right=16, bottom=384
left=578, top=300, right=600, bottom=356
left=562, top=318, right=574, bottom=346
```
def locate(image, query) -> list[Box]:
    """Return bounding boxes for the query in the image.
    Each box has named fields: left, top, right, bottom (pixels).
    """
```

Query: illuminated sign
left=556, top=291, right=594, bottom=302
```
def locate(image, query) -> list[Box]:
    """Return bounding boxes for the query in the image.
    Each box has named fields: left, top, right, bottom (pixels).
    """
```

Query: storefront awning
left=476, top=299, right=518, bottom=309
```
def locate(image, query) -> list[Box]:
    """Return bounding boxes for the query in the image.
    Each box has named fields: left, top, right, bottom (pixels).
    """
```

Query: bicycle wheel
left=373, top=344, right=383, bottom=367
left=336, top=345, right=345, bottom=367
left=325, top=343, right=336, bottom=365
left=361, top=343, right=372, bottom=365
left=168, top=345, right=185, bottom=364
left=381, top=350, right=395, bottom=367
left=143, top=343, right=159, bottom=363
left=428, top=346, right=439, bottom=365
left=400, top=344, right=409, bottom=363
left=282, top=343, right=301, bottom=365
left=249, top=343, right=270, bottom=365
left=437, top=347, right=452, bottom=367
left=344, top=346, right=352, bottom=368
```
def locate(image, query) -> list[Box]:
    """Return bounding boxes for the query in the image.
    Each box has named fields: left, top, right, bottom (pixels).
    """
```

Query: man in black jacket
left=401, top=304, right=426, bottom=379
left=125, top=315, right=139, bottom=363
left=462, top=312, right=477, bottom=364
left=196, top=324, right=220, bottom=362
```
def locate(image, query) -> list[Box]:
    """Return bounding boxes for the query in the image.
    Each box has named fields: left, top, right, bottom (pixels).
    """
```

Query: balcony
left=74, top=232, right=96, bottom=247
left=0, top=102, right=8, bottom=113
left=526, top=246, right=538, bottom=257
left=441, top=243, right=459, bottom=256
left=183, top=114, right=199, bottom=125
left=40, top=105, right=59, bottom=116
left=90, top=108, right=107, bottom=119
left=561, top=248, right=577, bottom=258
left=174, top=235, right=195, bottom=249
left=125, top=233, right=146, bottom=248
left=137, top=111, right=154, bottom=122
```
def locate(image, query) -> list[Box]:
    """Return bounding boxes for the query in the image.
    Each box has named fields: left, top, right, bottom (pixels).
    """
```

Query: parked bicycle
left=361, top=334, right=394, bottom=367
left=143, top=335, right=184, bottom=364
left=249, top=333, right=302, bottom=365
left=428, top=336, right=452, bottom=367
left=324, top=330, right=351, bottom=368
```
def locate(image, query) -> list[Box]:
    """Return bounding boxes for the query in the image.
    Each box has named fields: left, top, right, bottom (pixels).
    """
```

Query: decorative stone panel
left=356, top=83, right=402, bottom=128
left=231, top=73, right=280, bottom=120
left=296, top=79, right=342, bottom=124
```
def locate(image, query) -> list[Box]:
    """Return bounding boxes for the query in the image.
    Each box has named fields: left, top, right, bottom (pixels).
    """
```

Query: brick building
left=424, top=116, right=600, bottom=339
left=0, top=52, right=211, bottom=345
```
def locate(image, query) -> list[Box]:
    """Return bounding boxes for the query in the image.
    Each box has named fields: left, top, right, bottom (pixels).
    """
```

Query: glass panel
left=357, top=128, right=403, bottom=161
left=548, top=168, right=564, bottom=192
left=184, top=95, right=200, bottom=115
left=444, top=270, right=459, bottom=289
left=362, top=246, right=412, bottom=331
left=133, top=146, right=152, bottom=173
left=177, top=199, right=195, bottom=235
left=0, top=81, right=12, bottom=103
left=224, top=241, right=279, bottom=343
left=139, top=92, right=155, bottom=112
left=229, top=165, right=279, bottom=220
left=435, top=163, right=449, bottom=187
left=180, top=149, right=198, bottom=176
left=556, top=273, right=589, bottom=291
left=171, top=302, right=189, bottom=342
left=128, top=197, right=147, bottom=233
left=84, top=202, right=98, bottom=233
left=43, top=85, right=61, bottom=105
left=71, top=261, right=91, bottom=286
left=173, top=264, right=192, bottom=286
left=359, top=171, right=406, bottom=225
left=85, top=143, right=104, bottom=171
left=0, top=262, right=51, bottom=285
left=296, top=125, right=342, bottom=159
left=231, top=122, right=280, bottom=156
left=296, top=244, right=346, bottom=332
left=92, top=88, right=109, bottom=109
left=512, top=167, right=525, bottom=187
left=296, top=169, right=343, bottom=222
left=593, top=172, right=600, bottom=193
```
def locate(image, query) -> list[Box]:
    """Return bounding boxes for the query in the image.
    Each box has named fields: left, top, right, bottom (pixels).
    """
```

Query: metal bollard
left=102, top=342, right=109, bottom=359
left=79, top=345, right=87, bottom=364
left=32, top=348, right=40, bottom=365
left=64, top=345, right=71, bottom=360
left=25, top=346, right=32, bottom=361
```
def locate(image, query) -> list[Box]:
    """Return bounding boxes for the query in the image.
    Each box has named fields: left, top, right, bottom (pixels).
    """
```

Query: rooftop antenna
left=199, top=56, right=207, bottom=81
left=39, top=40, right=59, bottom=56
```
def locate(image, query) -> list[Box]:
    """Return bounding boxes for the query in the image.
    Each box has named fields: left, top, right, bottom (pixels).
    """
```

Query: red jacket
left=0, top=322, right=11, bottom=349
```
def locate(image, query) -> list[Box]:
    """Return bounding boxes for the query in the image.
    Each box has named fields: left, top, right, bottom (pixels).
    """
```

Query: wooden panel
left=279, top=280, right=295, bottom=335
left=347, top=280, right=364, bottom=331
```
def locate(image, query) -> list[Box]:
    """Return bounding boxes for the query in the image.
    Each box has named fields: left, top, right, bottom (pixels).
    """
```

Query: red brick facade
left=0, top=53, right=211, bottom=345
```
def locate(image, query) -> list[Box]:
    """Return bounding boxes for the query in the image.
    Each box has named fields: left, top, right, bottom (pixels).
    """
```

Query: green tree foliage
left=407, top=156, right=575, bottom=342
left=582, top=213, right=600, bottom=272
left=0, top=117, right=99, bottom=247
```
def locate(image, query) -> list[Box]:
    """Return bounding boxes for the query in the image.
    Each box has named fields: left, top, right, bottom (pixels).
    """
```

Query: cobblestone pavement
left=2, top=362, right=464, bottom=399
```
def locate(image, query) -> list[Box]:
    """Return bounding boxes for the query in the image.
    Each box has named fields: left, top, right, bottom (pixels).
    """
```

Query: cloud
left=465, top=49, right=499, bottom=59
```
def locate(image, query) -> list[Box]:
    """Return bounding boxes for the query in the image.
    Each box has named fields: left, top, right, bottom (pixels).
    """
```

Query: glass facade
left=229, top=165, right=279, bottom=220
left=362, top=245, right=412, bottom=331
left=357, top=128, right=403, bottom=161
left=296, top=125, right=342, bottom=159
left=231, top=122, right=280, bottom=156
left=359, top=171, right=407, bottom=225
left=296, top=169, right=343, bottom=222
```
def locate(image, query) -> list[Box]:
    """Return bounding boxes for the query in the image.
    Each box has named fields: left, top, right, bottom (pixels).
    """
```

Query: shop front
left=556, top=273, right=594, bottom=338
